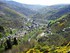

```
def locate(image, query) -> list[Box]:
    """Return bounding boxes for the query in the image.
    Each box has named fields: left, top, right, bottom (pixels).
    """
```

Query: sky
left=12, top=0, right=70, bottom=5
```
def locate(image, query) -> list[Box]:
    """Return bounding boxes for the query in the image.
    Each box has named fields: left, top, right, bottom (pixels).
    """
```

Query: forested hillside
left=32, top=4, right=70, bottom=20
left=50, top=14, right=70, bottom=43
left=0, top=1, right=26, bottom=28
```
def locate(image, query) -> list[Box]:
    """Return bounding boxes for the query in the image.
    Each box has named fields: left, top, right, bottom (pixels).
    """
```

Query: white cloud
left=13, top=0, right=70, bottom=5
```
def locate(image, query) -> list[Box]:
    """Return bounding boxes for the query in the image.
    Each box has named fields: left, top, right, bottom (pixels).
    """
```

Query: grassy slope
left=0, top=1, right=26, bottom=28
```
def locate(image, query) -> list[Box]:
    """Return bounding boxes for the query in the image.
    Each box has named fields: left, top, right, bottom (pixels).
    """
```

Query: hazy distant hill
left=1, top=1, right=35, bottom=16
left=2, top=0, right=45, bottom=16
left=22, top=4, right=46, bottom=11
left=32, top=4, right=70, bottom=20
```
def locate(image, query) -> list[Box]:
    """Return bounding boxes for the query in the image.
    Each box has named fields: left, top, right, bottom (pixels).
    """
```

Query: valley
left=0, top=0, right=70, bottom=53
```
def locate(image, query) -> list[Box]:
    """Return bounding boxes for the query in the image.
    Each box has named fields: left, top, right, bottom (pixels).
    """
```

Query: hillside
left=50, top=14, right=70, bottom=42
left=0, top=1, right=26, bottom=28
left=36, top=14, right=70, bottom=46
left=3, top=1, right=37, bottom=16
left=15, top=14, right=70, bottom=53
left=22, top=4, right=45, bottom=11
left=32, top=4, right=70, bottom=20
left=1, top=0, right=46, bottom=16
